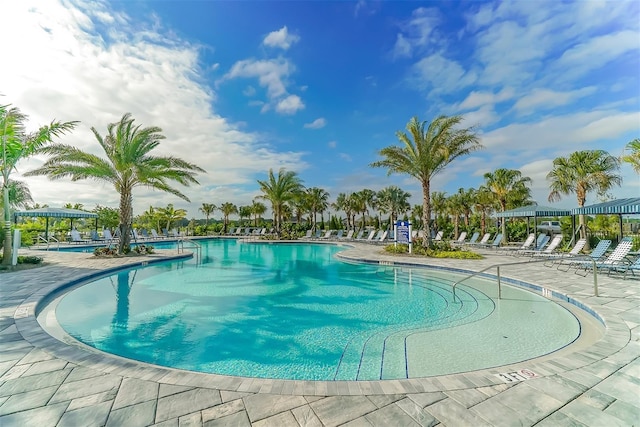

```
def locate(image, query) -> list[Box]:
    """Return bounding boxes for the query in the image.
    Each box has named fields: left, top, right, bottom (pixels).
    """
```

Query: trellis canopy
left=14, top=207, right=98, bottom=219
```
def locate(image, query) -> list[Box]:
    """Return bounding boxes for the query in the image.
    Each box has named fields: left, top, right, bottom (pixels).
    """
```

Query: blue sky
left=1, top=0, right=639, bottom=219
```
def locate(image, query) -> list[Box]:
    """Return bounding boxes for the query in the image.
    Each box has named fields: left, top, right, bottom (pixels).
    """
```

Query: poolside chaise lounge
left=69, top=229, right=89, bottom=244
left=468, top=233, right=491, bottom=247
left=433, top=230, right=444, bottom=242
left=521, top=234, right=563, bottom=257
left=543, top=238, right=587, bottom=267
left=89, top=230, right=104, bottom=241
left=500, top=233, right=535, bottom=255
left=464, top=232, right=480, bottom=246
left=611, top=255, right=640, bottom=279
left=450, top=231, right=467, bottom=245
left=478, top=233, right=502, bottom=249
left=574, top=239, right=633, bottom=276
left=556, top=239, right=611, bottom=271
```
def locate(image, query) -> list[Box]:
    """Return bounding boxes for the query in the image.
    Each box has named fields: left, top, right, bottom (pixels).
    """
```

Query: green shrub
left=384, top=243, right=483, bottom=259
left=94, top=247, right=118, bottom=256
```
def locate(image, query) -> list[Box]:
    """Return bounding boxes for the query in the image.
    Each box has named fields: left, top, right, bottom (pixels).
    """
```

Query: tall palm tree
left=306, top=187, right=330, bottom=232
left=474, top=185, right=496, bottom=236
left=371, top=115, right=482, bottom=246
left=547, top=150, right=622, bottom=243
left=430, top=191, right=447, bottom=232
left=446, top=192, right=464, bottom=239
left=219, top=202, right=238, bottom=234
left=410, top=204, right=423, bottom=229
left=352, top=189, right=376, bottom=230
left=1, top=104, right=77, bottom=264
left=199, top=203, right=216, bottom=232
left=238, top=205, right=252, bottom=226
left=621, top=138, right=640, bottom=174
left=483, top=168, right=532, bottom=243
left=256, top=168, right=303, bottom=235
left=332, top=193, right=351, bottom=229
left=250, top=200, right=267, bottom=226
left=376, top=186, right=411, bottom=229
left=457, top=187, right=476, bottom=228
left=26, top=113, right=204, bottom=254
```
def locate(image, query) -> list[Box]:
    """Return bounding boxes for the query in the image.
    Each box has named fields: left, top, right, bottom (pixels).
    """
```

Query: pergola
left=494, top=204, right=572, bottom=235
left=572, top=198, right=640, bottom=239
left=14, top=207, right=98, bottom=240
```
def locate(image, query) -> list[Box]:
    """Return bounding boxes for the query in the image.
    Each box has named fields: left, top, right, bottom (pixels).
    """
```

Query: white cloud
left=328, top=141, right=337, bottom=148
left=263, top=26, right=300, bottom=50
left=411, top=53, right=476, bottom=94
left=513, top=87, right=597, bottom=115
left=223, top=58, right=293, bottom=99
left=392, top=7, right=441, bottom=59
left=392, top=34, right=412, bottom=59
left=243, top=86, right=256, bottom=96
left=339, top=153, right=352, bottom=162
left=304, top=118, right=327, bottom=129
left=1, top=0, right=307, bottom=217
left=456, top=87, right=514, bottom=110
left=275, top=95, right=305, bottom=115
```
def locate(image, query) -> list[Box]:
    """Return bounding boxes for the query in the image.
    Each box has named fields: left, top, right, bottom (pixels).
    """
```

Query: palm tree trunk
left=500, top=202, right=507, bottom=244
left=2, top=185, right=12, bottom=265
left=118, top=191, right=132, bottom=254
left=422, top=180, right=431, bottom=247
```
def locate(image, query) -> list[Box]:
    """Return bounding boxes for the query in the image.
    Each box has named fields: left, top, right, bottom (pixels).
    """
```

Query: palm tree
left=1, top=104, right=77, bottom=264
left=371, top=115, right=482, bottom=246
left=352, top=189, right=376, bottom=230
left=199, top=203, right=216, bottom=232
left=410, top=204, right=423, bottom=229
left=26, top=113, right=204, bottom=254
left=447, top=192, right=464, bottom=239
left=238, top=205, right=252, bottom=226
left=332, top=193, right=351, bottom=229
left=377, top=186, right=411, bottom=229
left=156, top=204, right=187, bottom=232
left=621, top=138, right=640, bottom=174
left=305, top=187, right=330, bottom=232
left=219, top=202, right=238, bottom=234
left=256, top=168, right=303, bottom=236
left=250, top=200, right=267, bottom=226
left=430, top=191, right=447, bottom=232
left=547, top=150, right=622, bottom=244
left=483, top=168, right=532, bottom=243
left=474, top=185, right=496, bottom=236
left=0, top=180, right=33, bottom=210
left=457, top=187, right=475, bottom=228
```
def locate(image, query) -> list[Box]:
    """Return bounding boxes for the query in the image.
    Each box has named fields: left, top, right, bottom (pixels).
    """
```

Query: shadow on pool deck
left=0, top=244, right=638, bottom=426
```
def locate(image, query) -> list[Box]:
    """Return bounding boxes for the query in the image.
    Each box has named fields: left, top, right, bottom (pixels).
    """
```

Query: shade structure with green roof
left=14, top=207, right=98, bottom=240
left=571, top=198, right=640, bottom=216
left=572, top=198, right=640, bottom=239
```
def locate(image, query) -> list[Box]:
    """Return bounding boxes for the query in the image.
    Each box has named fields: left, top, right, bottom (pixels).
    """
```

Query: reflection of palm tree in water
left=112, top=270, right=135, bottom=329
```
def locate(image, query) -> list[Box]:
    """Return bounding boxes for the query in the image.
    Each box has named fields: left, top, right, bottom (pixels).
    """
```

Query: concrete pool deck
left=1, top=243, right=638, bottom=426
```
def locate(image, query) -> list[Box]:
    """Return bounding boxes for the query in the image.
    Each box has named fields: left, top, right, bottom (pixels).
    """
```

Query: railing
left=177, top=237, right=202, bottom=262
left=451, top=256, right=599, bottom=301
left=37, top=235, right=60, bottom=251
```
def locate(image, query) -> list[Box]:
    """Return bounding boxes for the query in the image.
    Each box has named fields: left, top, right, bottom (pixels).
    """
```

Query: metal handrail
left=451, top=256, right=599, bottom=301
left=37, top=235, right=60, bottom=251
left=177, top=237, right=201, bottom=261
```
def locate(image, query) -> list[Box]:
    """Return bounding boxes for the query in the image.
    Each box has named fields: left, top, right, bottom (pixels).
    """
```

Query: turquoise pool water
left=52, top=239, right=580, bottom=380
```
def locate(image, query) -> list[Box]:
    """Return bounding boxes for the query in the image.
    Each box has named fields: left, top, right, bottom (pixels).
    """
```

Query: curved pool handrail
left=451, top=257, right=599, bottom=301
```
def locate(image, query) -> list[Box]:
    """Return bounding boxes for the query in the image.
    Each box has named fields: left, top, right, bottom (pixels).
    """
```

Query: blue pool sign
left=394, top=220, right=412, bottom=253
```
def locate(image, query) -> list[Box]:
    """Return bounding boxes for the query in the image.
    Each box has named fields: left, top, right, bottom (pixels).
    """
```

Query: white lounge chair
left=451, top=231, right=467, bottom=245
left=575, top=239, right=633, bottom=276
left=556, top=239, right=611, bottom=271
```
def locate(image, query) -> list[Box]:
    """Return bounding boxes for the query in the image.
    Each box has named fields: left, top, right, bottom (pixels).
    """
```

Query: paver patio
left=0, top=241, right=638, bottom=426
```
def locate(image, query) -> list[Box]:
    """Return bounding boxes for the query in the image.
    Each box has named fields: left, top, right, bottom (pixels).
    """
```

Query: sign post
left=394, top=220, right=412, bottom=254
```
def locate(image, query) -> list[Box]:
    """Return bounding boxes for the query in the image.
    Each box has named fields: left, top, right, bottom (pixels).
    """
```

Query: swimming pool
left=49, top=239, right=581, bottom=380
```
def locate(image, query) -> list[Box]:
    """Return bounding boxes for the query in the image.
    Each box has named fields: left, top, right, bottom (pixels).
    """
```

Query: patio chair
left=303, top=229, right=313, bottom=239
left=556, top=239, right=611, bottom=271
left=150, top=229, right=163, bottom=239
left=103, top=229, right=118, bottom=242
left=478, top=233, right=502, bottom=249
left=69, top=229, right=89, bottom=244
left=433, top=230, right=444, bottom=242
left=612, top=255, right=640, bottom=280
left=464, top=232, right=480, bottom=246
left=451, top=231, right=467, bottom=245
left=515, top=234, right=551, bottom=256
left=334, top=230, right=344, bottom=239
left=543, top=238, right=587, bottom=267
left=500, top=233, right=535, bottom=255
left=574, top=239, right=633, bottom=276
left=90, top=230, right=104, bottom=241
left=354, top=230, right=365, bottom=240
left=341, top=229, right=354, bottom=240
left=523, top=234, right=564, bottom=257
left=468, top=233, right=491, bottom=247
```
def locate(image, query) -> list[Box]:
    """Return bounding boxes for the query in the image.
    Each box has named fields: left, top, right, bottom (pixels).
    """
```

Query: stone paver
left=0, top=243, right=638, bottom=426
